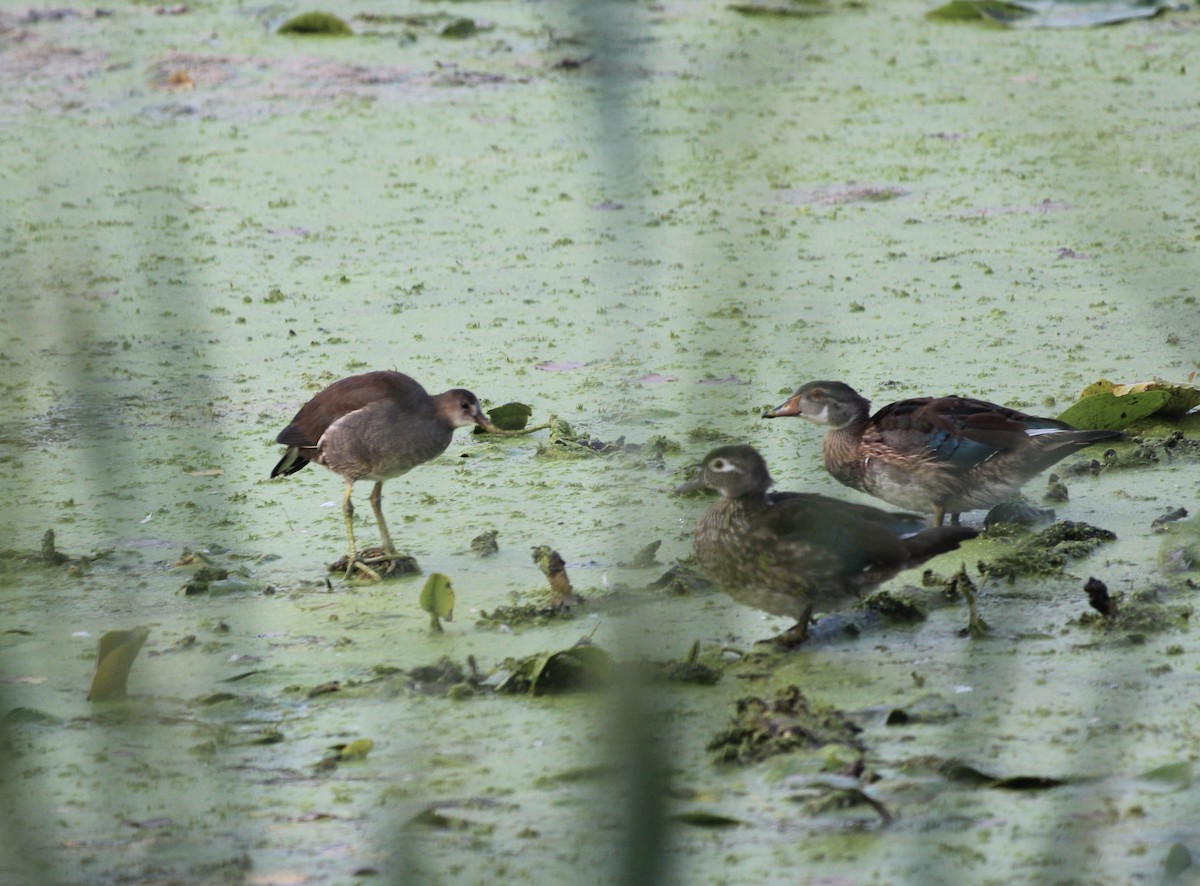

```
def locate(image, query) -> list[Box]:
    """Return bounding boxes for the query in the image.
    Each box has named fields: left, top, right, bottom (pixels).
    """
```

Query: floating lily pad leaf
left=527, top=644, right=611, bottom=695
left=483, top=402, right=533, bottom=431
left=88, top=627, right=150, bottom=701
left=488, top=641, right=612, bottom=695
left=439, top=18, right=478, bottom=38
left=339, top=738, right=374, bottom=761
left=670, top=811, right=746, bottom=828
left=278, top=11, right=353, bottom=35
left=927, top=0, right=1028, bottom=23
left=279, top=11, right=352, bottom=35
left=3, top=707, right=60, bottom=726
left=1164, top=843, right=1193, bottom=878
left=940, top=760, right=1068, bottom=790
left=1140, top=759, right=1193, bottom=788
left=1009, top=0, right=1177, bottom=28
left=419, top=574, right=455, bottom=632
left=1058, top=377, right=1200, bottom=429
left=928, top=0, right=1175, bottom=27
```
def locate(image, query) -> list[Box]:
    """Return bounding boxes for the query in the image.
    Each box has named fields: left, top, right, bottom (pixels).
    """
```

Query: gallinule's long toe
left=764, top=381, right=1122, bottom=527
left=678, top=445, right=977, bottom=645
left=271, top=370, right=497, bottom=579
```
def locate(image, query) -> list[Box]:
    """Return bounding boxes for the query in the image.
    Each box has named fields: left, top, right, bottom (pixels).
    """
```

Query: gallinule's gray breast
left=764, top=380, right=1122, bottom=527
left=677, top=445, right=977, bottom=645
left=271, top=370, right=497, bottom=578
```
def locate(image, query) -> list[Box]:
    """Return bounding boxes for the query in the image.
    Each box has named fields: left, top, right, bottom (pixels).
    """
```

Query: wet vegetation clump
left=404, top=657, right=483, bottom=698
left=647, top=559, right=711, bottom=597
left=983, top=499, right=1057, bottom=531
left=1074, top=584, right=1192, bottom=639
left=534, top=418, right=682, bottom=462
left=469, top=529, right=500, bottom=556
left=1158, top=513, right=1200, bottom=578
left=978, top=520, right=1117, bottom=581
left=1060, top=431, right=1200, bottom=475
left=708, top=685, right=865, bottom=769
left=0, top=529, right=112, bottom=575
left=172, top=548, right=267, bottom=595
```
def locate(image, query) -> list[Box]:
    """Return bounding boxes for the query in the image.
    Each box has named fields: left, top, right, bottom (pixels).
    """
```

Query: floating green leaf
left=670, top=811, right=746, bottom=828
left=1058, top=378, right=1200, bottom=430
left=419, top=573, right=456, bottom=632
left=440, top=18, right=478, bottom=38
left=1140, top=759, right=1193, bottom=788
left=1164, top=843, right=1193, bottom=878
left=926, top=0, right=1028, bottom=23
left=339, top=738, right=375, bottom=761
left=488, top=641, right=612, bottom=695
left=940, top=760, right=1069, bottom=790
left=476, top=401, right=533, bottom=433
left=277, top=12, right=353, bottom=36
left=928, top=0, right=1175, bottom=28
left=728, top=3, right=829, bottom=18
left=88, top=627, right=150, bottom=701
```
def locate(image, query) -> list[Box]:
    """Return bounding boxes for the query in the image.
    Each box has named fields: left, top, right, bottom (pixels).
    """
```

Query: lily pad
left=1058, top=378, right=1200, bottom=430
left=488, top=641, right=612, bottom=696
left=927, top=0, right=1176, bottom=28
left=481, top=402, right=533, bottom=431
left=277, top=12, right=353, bottom=36
left=88, top=627, right=150, bottom=701
left=419, top=573, right=456, bottom=632
left=338, top=738, right=375, bottom=761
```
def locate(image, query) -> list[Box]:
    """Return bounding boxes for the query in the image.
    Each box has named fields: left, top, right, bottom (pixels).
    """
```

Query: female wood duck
left=763, top=381, right=1122, bottom=527
left=677, top=445, right=977, bottom=645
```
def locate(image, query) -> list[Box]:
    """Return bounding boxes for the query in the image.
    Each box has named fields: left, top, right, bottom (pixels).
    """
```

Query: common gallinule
left=764, top=381, right=1121, bottom=526
left=677, top=445, right=977, bottom=645
left=271, top=370, right=497, bottom=579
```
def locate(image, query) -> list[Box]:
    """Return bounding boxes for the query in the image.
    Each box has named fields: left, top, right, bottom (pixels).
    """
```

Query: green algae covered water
left=1, top=1, right=1199, bottom=882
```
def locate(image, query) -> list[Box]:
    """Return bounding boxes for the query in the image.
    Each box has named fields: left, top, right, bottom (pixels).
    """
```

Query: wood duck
left=764, top=380, right=1122, bottom=526
left=677, top=445, right=977, bottom=645
left=272, top=370, right=497, bottom=578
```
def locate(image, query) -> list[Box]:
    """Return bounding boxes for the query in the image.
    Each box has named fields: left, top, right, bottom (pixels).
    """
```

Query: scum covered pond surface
left=2, top=0, right=1200, bottom=882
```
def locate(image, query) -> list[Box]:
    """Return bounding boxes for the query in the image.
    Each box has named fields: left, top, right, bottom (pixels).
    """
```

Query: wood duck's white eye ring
left=709, top=458, right=738, bottom=473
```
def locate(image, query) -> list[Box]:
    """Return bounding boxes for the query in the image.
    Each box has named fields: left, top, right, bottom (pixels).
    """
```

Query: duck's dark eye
left=711, top=459, right=726, bottom=470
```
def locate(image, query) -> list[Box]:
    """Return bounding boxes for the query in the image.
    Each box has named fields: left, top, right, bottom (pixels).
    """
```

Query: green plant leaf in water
left=339, top=738, right=375, bottom=761
left=419, top=573, right=455, bottom=632
left=484, top=402, right=533, bottom=431
left=928, top=0, right=1175, bottom=28
left=277, top=12, right=353, bottom=36
left=1164, top=843, right=1193, bottom=879
left=1058, top=377, right=1200, bottom=429
left=88, top=627, right=150, bottom=701
left=1140, top=759, right=1193, bottom=788
left=926, top=0, right=1030, bottom=24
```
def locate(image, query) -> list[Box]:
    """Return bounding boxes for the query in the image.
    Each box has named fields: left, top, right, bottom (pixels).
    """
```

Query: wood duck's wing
left=868, top=397, right=1071, bottom=471
left=750, top=491, right=924, bottom=575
